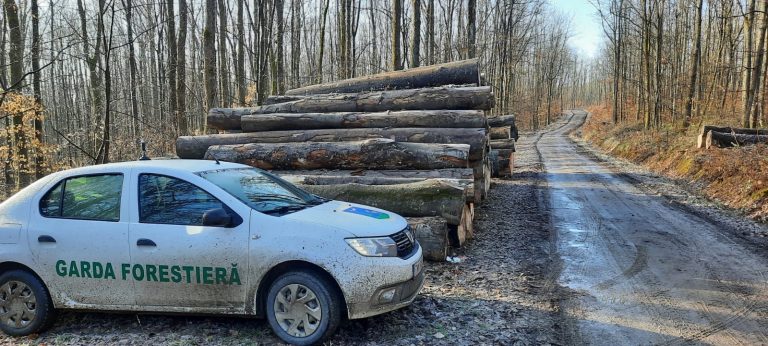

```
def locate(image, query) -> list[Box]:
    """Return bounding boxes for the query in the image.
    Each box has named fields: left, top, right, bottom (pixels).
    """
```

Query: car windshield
left=198, top=168, right=326, bottom=215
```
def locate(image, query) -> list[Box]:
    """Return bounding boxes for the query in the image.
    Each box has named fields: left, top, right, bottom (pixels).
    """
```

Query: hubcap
left=0, top=281, right=36, bottom=329
left=273, top=283, right=322, bottom=338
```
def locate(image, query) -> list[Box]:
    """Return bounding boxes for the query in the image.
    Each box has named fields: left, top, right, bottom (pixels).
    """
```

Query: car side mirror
left=202, top=208, right=232, bottom=227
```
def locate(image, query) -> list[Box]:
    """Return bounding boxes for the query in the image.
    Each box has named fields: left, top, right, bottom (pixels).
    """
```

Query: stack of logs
left=699, top=125, right=768, bottom=149
left=487, top=115, right=518, bottom=177
left=175, top=59, right=497, bottom=261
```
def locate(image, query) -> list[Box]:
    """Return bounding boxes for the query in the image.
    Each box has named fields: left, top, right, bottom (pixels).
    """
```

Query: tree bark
left=467, top=0, right=476, bottom=58
left=237, top=110, right=485, bottom=131
left=407, top=217, right=448, bottom=261
left=489, top=127, right=511, bottom=139
left=683, top=0, right=703, bottom=128
left=489, top=139, right=516, bottom=150
left=203, top=0, right=219, bottom=120
left=270, top=168, right=474, bottom=180
left=285, top=59, right=479, bottom=95
left=706, top=131, right=768, bottom=149
left=176, top=0, right=189, bottom=135
left=487, top=114, right=516, bottom=127
left=410, top=0, right=421, bottom=68
left=203, top=138, right=469, bottom=170
left=31, top=0, right=43, bottom=178
left=178, top=127, right=487, bottom=160
left=392, top=0, right=403, bottom=70
left=300, top=179, right=467, bottom=224
left=698, top=125, right=768, bottom=148
left=280, top=174, right=472, bottom=187
left=256, top=86, right=494, bottom=113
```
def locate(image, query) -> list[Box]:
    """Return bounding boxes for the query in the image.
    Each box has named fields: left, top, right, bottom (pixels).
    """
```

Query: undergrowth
left=582, top=104, right=768, bottom=222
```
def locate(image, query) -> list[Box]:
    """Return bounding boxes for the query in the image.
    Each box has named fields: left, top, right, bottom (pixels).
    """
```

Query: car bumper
left=343, top=244, right=425, bottom=319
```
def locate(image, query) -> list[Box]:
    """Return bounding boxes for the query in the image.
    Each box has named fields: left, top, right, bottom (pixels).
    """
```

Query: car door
left=27, top=172, right=135, bottom=306
left=128, top=172, right=249, bottom=310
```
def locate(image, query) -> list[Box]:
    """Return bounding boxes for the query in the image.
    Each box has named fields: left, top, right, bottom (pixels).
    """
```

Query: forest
left=0, top=0, right=582, bottom=193
left=593, top=0, right=768, bottom=130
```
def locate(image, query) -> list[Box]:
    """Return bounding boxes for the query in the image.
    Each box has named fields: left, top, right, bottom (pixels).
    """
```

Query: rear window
left=40, top=174, right=123, bottom=221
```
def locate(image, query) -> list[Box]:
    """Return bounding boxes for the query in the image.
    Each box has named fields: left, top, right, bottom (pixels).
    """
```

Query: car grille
left=390, top=226, right=415, bottom=258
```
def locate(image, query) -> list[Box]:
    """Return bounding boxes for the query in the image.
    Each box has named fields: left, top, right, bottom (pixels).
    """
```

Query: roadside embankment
left=581, top=105, right=768, bottom=225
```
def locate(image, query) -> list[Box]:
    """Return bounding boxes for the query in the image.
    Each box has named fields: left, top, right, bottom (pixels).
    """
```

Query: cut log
left=252, top=86, right=495, bottom=113
left=487, top=114, right=516, bottom=127
left=698, top=125, right=768, bottom=148
left=271, top=168, right=475, bottom=180
left=299, top=180, right=467, bottom=225
left=705, top=130, right=768, bottom=149
left=208, top=108, right=254, bottom=131
left=279, top=174, right=472, bottom=187
left=240, top=110, right=486, bottom=132
left=489, top=150, right=500, bottom=177
left=285, top=59, right=479, bottom=95
left=204, top=138, right=469, bottom=170
left=489, top=139, right=516, bottom=150
left=177, top=127, right=488, bottom=160
left=459, top=203, right=475, bottom=240
left=283, top=175, right=474, bottom=202
left=489, top=126, right=511, bottom=140
left=407, top=217, right=449, bottom=261
left=262, top=95, right=306, bottom=105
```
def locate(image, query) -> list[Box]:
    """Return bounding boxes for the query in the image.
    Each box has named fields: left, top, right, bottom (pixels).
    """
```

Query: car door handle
left=136, top=238, right=156, bottom=247
left=37, top=235, right=56, bottom=243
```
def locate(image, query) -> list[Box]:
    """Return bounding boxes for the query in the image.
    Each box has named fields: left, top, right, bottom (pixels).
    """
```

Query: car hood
left=284, top=200, right=408, bottom=237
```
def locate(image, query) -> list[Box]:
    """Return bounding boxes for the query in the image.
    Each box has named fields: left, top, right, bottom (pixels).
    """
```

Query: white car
left=0, top=159, right=424, bottom=345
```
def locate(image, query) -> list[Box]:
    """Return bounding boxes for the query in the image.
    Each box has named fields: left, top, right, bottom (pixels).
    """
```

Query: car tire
left=0, top=270, right=56, bottom=336
left=265, top=270, right=342, bottom=346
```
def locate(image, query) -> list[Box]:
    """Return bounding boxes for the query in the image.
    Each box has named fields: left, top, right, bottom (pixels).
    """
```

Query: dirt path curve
left=543, top=110, right=768, bottom=345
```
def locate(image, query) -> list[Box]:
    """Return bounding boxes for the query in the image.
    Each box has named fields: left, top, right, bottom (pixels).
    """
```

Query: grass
left=582, top=104, right=768, bottom=222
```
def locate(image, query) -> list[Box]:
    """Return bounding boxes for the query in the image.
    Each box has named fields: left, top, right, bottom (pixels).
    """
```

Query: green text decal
left=55, top=260, right=242, bottom=285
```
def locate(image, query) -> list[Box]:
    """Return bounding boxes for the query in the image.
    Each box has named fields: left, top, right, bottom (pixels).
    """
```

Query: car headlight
left=346, top=237, right=398, bottom=257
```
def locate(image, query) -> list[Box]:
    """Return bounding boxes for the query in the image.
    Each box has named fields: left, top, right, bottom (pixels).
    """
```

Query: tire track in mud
left=544, top=110, right=768, bottom=345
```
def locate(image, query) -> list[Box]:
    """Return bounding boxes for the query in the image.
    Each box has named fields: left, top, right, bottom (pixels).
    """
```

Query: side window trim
left=137, top=173, right=241, bottom=227
left=38, top=173, right=124, bottom=222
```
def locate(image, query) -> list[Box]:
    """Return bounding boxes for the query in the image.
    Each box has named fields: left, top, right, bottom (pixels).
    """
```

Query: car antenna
left=138, top=140, right=151, bottom=161
left=184, top=133, right=221, bottom=165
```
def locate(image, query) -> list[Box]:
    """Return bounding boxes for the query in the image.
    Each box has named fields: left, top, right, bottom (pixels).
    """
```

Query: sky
left=549, top=0, right=604, bottom=60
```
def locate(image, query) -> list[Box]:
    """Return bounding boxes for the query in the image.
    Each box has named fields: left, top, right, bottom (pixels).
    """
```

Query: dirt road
left=544, top=111, right=768, bottom=345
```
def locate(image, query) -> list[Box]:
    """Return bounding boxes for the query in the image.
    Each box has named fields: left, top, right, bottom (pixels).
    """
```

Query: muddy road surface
left=546, top=111, right=768, bottom=345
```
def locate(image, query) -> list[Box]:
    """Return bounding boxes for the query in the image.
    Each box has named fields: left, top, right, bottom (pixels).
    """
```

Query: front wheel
left=0, top=270, right=56, bottom=336
left=265, top=271, right=342, bottom=345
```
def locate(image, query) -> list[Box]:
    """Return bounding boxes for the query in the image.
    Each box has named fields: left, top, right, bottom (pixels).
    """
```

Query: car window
left=40, top=174, right=123, bottom=221
left=139, top=174, right=226, bottom=226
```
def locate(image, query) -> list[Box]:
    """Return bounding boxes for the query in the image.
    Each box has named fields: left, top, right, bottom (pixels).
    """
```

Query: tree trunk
left=316, top=0, right=330, bottom=83
left=203, top=138, right=469, bottom=170
left=285, top=59, right=479, bottom=95
left=407, top=217, right=448, bottom=261
left=489, top=127, right=511, bottom=139
left=706, top=131, right=768, bottom=149
left=270, top=168, right=474, bottom=180
left=5, top=0, right=29, bottom=185
left=698, top=125, right=768, bottom=148
left=176, top=0, right=189, bottom=135
left=683, top=0, right=703, bottom=128
left=31, top=0, right=43, bottom=178
left=203, top=0, right=218, bottom=121
left=300, top=179, right=467, bottom=224
left=489, top=139, right=515, bottom=150
left=166, top=0, right=178, bottom=127
left=178, top=127, right=487, bottom=160
left=467, top=0, right=476, bottom=58
left=392, top=0, right=403, bottom=70
left=235, top=0, right=246, bottom=104
left=237, top=110, right=485, bottom=131
left=487, top=114, right=516, bottom=127
left=256, top=86, right=494, bottom=113
left=217, top=0, right=230, bottom=107
left=410, top=0, right=421, bottom=67
left=274, top=0, right=285, bottom=94
left=280, top=174, right=472, bottom=187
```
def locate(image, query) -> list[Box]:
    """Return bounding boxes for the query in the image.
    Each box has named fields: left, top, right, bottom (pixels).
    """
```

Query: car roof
left=57, top=159, right=249, bottom=176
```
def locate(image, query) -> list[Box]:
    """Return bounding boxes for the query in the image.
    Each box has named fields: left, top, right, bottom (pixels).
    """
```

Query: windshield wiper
left=255, top=193, right=308, bottom=203
left=263, top=204, right=310, bottom=215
